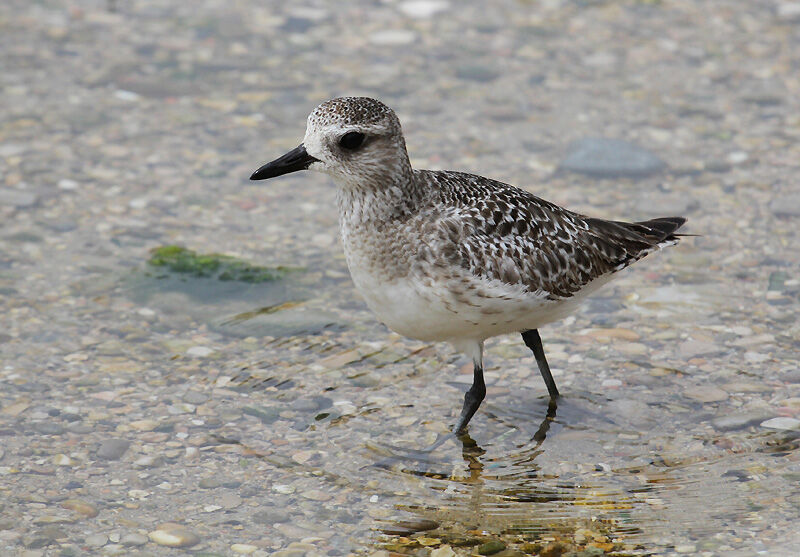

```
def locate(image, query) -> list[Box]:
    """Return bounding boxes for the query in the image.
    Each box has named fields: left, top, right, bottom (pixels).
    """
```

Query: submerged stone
left=560, top=137, right=665, bottom=178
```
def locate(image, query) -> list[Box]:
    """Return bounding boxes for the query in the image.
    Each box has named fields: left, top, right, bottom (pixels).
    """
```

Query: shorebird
left=250, top=97, right=685, bottom=433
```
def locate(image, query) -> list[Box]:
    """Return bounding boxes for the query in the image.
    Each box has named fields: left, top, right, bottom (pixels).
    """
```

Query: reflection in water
left=371, top=397, right=645, bottom=549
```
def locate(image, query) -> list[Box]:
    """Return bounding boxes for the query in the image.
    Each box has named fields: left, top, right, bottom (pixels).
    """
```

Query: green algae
left=147, top=245, right=295, bottom=283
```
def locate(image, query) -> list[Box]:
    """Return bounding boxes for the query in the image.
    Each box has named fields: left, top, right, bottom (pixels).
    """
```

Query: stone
left=399, top=1, right=449, bottom=18
left=430, top=546, right=456, bottom=557
left=455, top=65, right=500, bottom=82
left=148, top=525, right=200, bottom=548
left=61, top=499, right=99, bottom=518
left=186, top=346, right=215, bottom=357
left=712, top=410, right=774, bottom=431
left=679, top=340, right=722, bottom=359
left=769, top=194, right=800, bottom=217
left=560, top=137, right=665, bottom=178
left=252, top=508, right=290, bottom=525
left=478, top=540, right=506, bottom=555
left=369, top=30, right=417, bottom=46
left=120, top=533, right=147, bottom=546
left=777, top=2, right=800, bottom=22
left=231, top=544, right=258, bottom=554
left=97, top=439, right=130, bottom=460
left=685, top=385, right=728, bottom=403
left=760, top=417, right=800, bottom=431
left=0, top=188, right=38, bottom=207
left=84, top=533, right=108, bottom=547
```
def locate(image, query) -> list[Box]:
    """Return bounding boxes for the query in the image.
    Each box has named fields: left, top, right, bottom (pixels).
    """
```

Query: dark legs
left=454, top=345, right=486, bottom=434
left=521, top=329, right=560, bottom=399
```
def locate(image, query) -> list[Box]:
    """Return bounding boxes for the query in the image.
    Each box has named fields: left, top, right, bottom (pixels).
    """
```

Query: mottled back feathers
left=416, top=171, right=685, bottom=300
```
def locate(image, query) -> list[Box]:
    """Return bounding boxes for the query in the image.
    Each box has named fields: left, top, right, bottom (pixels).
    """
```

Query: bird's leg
left=521, top=329, right=560, bottom=399
left=454, top=350, right=486, bottom=434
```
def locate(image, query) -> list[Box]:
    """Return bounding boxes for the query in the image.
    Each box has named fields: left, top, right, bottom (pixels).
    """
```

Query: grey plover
left=250, top=97, right=686, bottom=433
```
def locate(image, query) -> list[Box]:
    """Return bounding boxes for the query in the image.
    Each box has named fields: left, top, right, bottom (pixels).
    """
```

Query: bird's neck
left=335, top=168, right=424, bottom=225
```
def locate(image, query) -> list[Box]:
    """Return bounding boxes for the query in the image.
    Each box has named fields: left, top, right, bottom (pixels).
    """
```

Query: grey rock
left=761, top=417, right=800, bottom=431
left=32, top=422, right=65, bottom=435
left=121, top=533, right=148, bottom=546
left=455, top=64, right=500, bottom=82
left=97, top=439, right=130, bottom=460
left=242, top=405, right=281, bottom=424
left=560, top=137, right=666, bottom=178
left=0, top=188, right=38, bottom=207
left=182, top=390, right=209, bottom=404
left=199, top=477, right=221, bottom=489
left=777, top=2, right=800, bottom=22
left=23, top=533, right=52, bottom=549
left=252, top=508, right=290, bottom=525
left=85, top=533, right=108, bottom=547
left=769, top=193, right=800, bottom=217
left=712, top=410, right=774, bottom=431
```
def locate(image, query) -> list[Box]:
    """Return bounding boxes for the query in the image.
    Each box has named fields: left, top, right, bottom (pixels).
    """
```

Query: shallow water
left=1, top=0, right=799, bottom=555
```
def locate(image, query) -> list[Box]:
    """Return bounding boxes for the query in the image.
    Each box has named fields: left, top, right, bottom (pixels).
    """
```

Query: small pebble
left=97, top=439, right=130, bottom=461
left=186, top=346, right=215, bottom=358
left=61, top=499, right=99, bottom=518
left=120, top=533, right=147, bottom=546
left=761, top=417, right=800, bottom=431
left=231, top=544, right=258, bottom=554
left=147, top=525, right=200, bottom=548
left=84, top=533, right=108, bottom=547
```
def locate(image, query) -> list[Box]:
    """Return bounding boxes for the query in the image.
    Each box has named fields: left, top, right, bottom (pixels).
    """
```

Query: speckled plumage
left=252, top=96, right=686, bottom=431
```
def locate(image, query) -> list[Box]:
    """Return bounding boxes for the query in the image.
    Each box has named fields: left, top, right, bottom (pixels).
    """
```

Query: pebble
left=712, top=410, right=774, bottom=431
left=399, top=1, right=449, bottom=18
left=777, top=2, right=800, bottom=21
left=369, top=30, right=417, bottom=46
left=0, top=188, right=38, bottom=207
left=61, top=499, right=99, bottom=518
left=252, top=508, right=290, bottom=525
left=57, top=179, right=79, bottom=191
left=147, top=524, right=200, bottom=548
left=477, top=540, right=506, bottom=555
left=97, top=439, right=130, bottom=460
left=120, top=533, right=147, bottom=546
left=769, top=193, right=800, bottom=217
left=84, top=533, right=108, bottom=547
left=685, top=385, right=728, bottom=403
left=430, top=546, right=456, bottom=557
left=186, top=346, right=215, bottom=358
left=231, top=544, right=258, bottom=554
left=455, top=64, right=500, bottom=82
left=199, top=477, right=221, bottom=489
left=679, top=340, right=721, bottom=359
left=760, top=417, right=800, bottom=431
left=560, top=137, right=665, bottom=178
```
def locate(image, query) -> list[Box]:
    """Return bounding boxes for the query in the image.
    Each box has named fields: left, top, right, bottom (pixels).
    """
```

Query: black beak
left=250, top=144, right=318, bottom=181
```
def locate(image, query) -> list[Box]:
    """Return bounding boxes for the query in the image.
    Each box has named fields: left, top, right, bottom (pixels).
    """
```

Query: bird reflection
left=368, top=398, right=559, bottom=480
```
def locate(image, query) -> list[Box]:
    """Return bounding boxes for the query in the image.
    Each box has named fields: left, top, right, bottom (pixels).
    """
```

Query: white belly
left=347, top=262, right=603, bottom=343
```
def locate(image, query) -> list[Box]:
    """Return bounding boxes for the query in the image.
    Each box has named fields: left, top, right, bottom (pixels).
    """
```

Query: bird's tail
left=625, top=216, right=687, bottom=247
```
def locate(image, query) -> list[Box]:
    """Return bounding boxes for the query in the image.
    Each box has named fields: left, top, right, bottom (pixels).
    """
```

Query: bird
left=250, top=96, right=686, bottom=434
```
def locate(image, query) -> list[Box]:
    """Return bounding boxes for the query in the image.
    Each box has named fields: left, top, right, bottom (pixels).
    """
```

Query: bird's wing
left=422, top=171, right=681, bottom=299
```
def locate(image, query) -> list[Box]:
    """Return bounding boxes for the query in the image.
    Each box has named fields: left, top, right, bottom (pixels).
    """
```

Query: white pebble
left=186, top=346, right=214, bottom=358
left=114, top=89, right=140, bottom=102
left=368, top=30, right=417, bottom=46
left=399, top=1, right=449, bottom=18
left=726, top=151, right=748, bottom=164
left=760, top=417, right=800, bottom=431
left=57, top=179, right=79, bottom=190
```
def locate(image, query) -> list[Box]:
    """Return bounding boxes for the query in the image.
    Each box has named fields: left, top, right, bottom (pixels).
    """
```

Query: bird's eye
left=339, top=131, right=365, bottom=150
